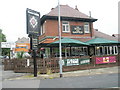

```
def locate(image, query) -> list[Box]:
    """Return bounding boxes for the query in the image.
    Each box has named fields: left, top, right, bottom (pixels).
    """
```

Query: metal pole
left=33, top=49, right=37, bottom=77
left=29, top=34, right=37, bottom=77
left=58, top=0, right=62, bottom=78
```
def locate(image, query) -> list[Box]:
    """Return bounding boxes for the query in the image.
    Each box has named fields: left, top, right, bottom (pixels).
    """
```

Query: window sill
left=62, top=31, right=70, bottom=33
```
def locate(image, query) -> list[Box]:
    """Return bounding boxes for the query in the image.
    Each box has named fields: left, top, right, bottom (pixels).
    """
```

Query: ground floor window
left=42, top=46, right=88, bottom=58
left=71, top=47, right=88, bottom=56
left=95, top=46, right=118, bottom=56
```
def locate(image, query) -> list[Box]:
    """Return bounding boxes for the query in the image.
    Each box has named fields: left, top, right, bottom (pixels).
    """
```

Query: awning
left=48, top=38, right=89, bottom=46
left=85, top=38, right=119, bottom=45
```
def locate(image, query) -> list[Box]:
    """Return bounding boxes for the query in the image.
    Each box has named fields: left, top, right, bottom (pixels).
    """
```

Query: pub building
left=38, top=5, right=119, bottom=67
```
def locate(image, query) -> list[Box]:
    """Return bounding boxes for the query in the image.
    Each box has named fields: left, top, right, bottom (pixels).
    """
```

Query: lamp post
left=58, top=0, right=62, bottom=78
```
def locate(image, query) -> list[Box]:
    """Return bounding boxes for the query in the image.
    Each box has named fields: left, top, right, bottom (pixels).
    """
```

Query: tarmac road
left=39, top=73, right=119, bottom=88
left=2, top=73, right=119, bottom=88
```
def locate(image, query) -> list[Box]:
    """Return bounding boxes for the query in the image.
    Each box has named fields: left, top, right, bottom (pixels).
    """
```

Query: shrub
left=16, top=51, right=24, bottom=59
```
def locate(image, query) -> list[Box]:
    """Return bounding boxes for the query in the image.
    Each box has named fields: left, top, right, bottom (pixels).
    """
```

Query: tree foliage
left=0, top=29, right=8, bottom=56
left=0, top=29, right=6, bottom=42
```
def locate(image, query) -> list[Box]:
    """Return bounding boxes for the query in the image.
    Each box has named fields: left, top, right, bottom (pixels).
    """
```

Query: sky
left=0, top=0, right=119, bottom=42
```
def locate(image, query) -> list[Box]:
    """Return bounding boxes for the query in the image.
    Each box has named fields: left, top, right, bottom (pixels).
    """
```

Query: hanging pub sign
left=26, top=8, right=40, bottom=36
left=71, top=25, right=84, bottom=34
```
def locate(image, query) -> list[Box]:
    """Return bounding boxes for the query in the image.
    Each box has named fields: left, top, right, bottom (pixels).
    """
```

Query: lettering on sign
left=67, top=59, right=79, bottom=66
left=71, top=26, right=84, bottom=34
left=62, top=58, right=90, bottom=66
left=80, top=59, right=90, bottom=64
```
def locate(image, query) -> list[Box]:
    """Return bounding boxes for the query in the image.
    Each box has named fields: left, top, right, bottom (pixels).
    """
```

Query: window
left=104, top=47, right=108, bottom=55
left=84, top=22, right=90, bottom=33
left=95, top=46, right=103, bottom=56
left=41, top=22, right=45, bottom=35
left=114, top=46, right=118, bottom=55
left=96, top=46, right=118, bottom=56
left=71, top=47, right=88, bottom=56
left=62, top=21, right=70, bottom=32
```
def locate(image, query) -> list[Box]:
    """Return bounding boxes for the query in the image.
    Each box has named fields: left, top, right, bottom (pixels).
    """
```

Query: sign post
left=26, top=8, right=40, bottom=77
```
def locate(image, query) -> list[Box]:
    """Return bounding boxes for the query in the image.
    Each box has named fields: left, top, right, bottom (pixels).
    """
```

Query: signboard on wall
left=96, top=56, right=116, bottom=64
left=62, top=58, right=90, bottom=66
left=71, top=26, right=84, bottom=34
left=1, top=42, right=15, bottom=49
left=26, top=8, right=40, bottom=36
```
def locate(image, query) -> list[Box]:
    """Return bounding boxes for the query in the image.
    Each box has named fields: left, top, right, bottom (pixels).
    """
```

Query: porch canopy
left=85, top=38, right=119, bottom=45
left=48, top=38, right=89, bottom=46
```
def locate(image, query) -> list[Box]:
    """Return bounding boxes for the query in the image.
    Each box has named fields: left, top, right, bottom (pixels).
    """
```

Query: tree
left=0, top=29, right=6, bottom=42
left=0, top=29, right=9, bottom=56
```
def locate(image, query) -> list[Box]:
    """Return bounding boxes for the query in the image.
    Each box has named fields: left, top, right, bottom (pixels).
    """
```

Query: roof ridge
left=46, top=4, right=91, bottom=19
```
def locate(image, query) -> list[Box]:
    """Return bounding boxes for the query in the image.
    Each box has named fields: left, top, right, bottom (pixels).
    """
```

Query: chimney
left=95, top=29, right=98, bottom=31
left=75, top=5, right=79, bottom=11
left=51, top=8, right=54, bottom=10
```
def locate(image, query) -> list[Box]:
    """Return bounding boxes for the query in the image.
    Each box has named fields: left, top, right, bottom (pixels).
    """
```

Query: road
left=0, top=60, right=33, bottom=89
left=39, top=73, right=119, bottom=88
left=2, top=73, right=119, bottom=88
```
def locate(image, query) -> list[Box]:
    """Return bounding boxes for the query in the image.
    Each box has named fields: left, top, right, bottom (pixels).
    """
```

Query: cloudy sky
left=0, top=0, right=119, bottom=42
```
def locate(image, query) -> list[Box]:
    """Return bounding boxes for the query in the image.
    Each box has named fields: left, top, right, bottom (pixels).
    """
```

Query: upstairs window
left=62, top=21, right=70, bottom=32
left=84, top=22, right=90, bottom=33
left=41, top=23, right=45, bottom=35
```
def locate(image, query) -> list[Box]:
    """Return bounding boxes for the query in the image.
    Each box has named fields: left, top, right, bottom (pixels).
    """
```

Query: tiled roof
left=16, top=37, right=30, bottom=43
left=46, top=5, right=94, bottom=19
left=94, top=29, right=118, bottom=41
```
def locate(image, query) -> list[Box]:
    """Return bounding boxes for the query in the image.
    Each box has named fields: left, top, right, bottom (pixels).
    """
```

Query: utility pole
left=58, top=0, right=63, bottom=78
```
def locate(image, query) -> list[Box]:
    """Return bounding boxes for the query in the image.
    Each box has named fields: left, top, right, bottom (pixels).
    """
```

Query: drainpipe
left=89, top=11, right=92, bottom=38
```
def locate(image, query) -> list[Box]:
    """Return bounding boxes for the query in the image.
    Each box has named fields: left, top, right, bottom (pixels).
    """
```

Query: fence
left=4, top=54, right=119, bottom=74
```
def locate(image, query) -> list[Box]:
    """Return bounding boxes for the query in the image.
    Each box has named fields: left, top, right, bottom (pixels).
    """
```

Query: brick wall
left=44, top=20, right=94, bottom=36
left=39, top=19, right=94, bottom=43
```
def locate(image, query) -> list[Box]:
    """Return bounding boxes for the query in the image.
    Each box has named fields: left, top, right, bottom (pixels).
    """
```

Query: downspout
left=89, top=11, right=92, bottom=38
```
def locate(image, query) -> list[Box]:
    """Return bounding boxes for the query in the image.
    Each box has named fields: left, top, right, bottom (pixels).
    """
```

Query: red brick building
left=38, top=5, right=119, bottom=59
left=39, top=5, right=97, bottom=44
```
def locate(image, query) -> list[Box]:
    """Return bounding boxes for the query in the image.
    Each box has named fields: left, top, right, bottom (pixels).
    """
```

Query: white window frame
left=84, top=22, right=90, bottom=33
left=62, top=21, right=70, bottom=32
left=104, top=46, right=109, bottom=55
left=103, top=46, right=118, bottom=55
left=113, top=46, right=118, bottom=55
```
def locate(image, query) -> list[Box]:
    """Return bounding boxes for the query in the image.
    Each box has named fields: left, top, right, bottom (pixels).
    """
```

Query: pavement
left=5, top=66, right=119, bottom=80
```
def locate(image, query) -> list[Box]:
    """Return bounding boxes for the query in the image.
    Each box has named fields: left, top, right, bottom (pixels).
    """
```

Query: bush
left=16, top=51, right=24, bottom=59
